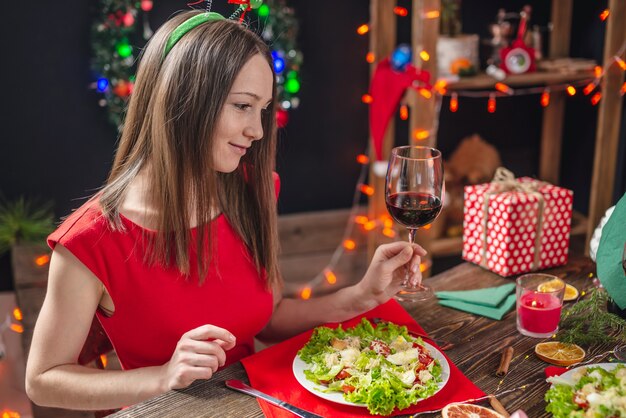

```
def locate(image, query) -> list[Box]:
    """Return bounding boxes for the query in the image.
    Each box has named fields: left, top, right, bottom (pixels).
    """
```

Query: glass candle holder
left=516, top=273, right=565, bottom=338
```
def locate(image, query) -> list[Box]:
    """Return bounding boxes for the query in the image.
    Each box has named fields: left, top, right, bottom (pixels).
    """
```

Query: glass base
left=394, top=284, right=434, bottom=302
left=517, top=324, right=558, bottom=338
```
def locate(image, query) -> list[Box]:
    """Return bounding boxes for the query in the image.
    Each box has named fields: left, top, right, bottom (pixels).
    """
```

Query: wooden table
left=110, top=255, right=614, bottom=417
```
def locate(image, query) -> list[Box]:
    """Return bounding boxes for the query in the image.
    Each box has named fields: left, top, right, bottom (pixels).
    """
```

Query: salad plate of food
left=546, top=362, right=626, bottom=417
left=293, top=318, right=450, bottom=416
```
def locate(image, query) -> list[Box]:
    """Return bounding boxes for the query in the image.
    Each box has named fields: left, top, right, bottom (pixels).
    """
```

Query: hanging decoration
left=91, top=0, right=303, bottom=131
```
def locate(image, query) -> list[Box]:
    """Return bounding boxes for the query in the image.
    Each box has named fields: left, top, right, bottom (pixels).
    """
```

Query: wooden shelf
left=427, top=210, right=589, bottom=258
left=447, top=69, right=594, bottom=90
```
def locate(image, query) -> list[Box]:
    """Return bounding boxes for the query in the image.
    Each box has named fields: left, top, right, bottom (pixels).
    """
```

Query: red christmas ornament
left=123, top=12, right=135, bottom=27
left=276, top=108, right=289, bottom=128
left=113, top=81, right=132, bottom=97
left=141, top=0, right=153, bottom=11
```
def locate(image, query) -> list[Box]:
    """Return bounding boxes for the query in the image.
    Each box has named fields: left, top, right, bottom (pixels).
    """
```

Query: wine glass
left=385, top=146, right=444, bottom=302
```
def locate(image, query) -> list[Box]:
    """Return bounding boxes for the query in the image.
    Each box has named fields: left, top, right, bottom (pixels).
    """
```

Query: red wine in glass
left=385, top=146, right=444, bottom=302
left=386, top=192, right=442, bottom=228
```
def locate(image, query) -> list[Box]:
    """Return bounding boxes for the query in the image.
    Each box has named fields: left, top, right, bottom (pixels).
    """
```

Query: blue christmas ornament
left=390, top=44, right=412, bottom=71
left=271, top=50, right=285, bottom=74
left=97, top=78, right=109, bottom=92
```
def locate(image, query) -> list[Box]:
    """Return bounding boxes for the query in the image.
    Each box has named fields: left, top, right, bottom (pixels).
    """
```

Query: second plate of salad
left=293, top=318, right=450, bottom=416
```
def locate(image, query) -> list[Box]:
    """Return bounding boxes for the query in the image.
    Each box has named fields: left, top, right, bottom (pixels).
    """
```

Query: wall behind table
left=0, top=0, right=624, bottom=290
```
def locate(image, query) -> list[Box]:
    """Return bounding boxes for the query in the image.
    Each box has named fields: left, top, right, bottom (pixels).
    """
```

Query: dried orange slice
left=442, top=403, right=504, bottom=418
left=537, top=280, right=579, bottom=301
left=534, top=341, right=585, bottom=366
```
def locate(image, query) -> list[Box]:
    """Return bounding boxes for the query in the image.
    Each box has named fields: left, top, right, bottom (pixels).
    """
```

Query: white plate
left=292, top=341, right=450, bottom=407
left=550, top=362, right=620, bottom=386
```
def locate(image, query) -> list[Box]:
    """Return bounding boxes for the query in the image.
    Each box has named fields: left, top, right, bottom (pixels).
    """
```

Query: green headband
left=162, top=12, right=225, bottom=58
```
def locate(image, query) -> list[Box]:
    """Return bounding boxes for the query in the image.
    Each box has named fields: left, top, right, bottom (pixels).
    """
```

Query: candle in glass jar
left=517, top=292, right=562, bottom=334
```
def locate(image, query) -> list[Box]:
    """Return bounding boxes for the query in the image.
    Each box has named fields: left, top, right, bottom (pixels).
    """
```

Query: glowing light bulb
left=354, top=215, right=369, bottom=224
left=399, top=104, right=409, bottom=120
left=393, top=6, right=408, bottom=16
left=450, top=93, right=458, bottom=112
left=366, top=52, right=375, bottom=63
left=361, top=94, right=373, bottom=104
left=382, top=228, right=396, bottom=238
left=594, top=66, right=603, bottom=78
left=591, top=92, right=602, bottom=105
left=566, top=85, right=576, bottom=96
left=488, top=93, right=496, bottom=113
left=300, top=287, right=312, bottom=300
left=359, top=184, right=375, bottom=196
left=419, top=89, right=432, bottom=99
left=419, top=50, right=430, bottom=61
left=13, top=308, right=22, bottom=321
left=324, top=269, right=337, bottom=284
left=100, top=354, right=108, bottom=368
left=356, top=154, right=369, bottom=164
left=364, top=221, right=377, bottom=231
left=583, top=82, right=596, bottom=95
left=600, top=9, right=610, bottom=21
left=620, top=82, right=626, bottom=96
left=615, top=56, right=626, bottom=71
left=10, top=324, right=23, bottom=333
left=357, top=24, right=369, bottom=35
left=424, top=10, right=440, bottom=19
left=34, top=254, right=50, bottom=266
left=343, top=239, right=357, bottom=250
left=413, top=129, right=430, bottom=140
left=495, top=83, right=513, bottom=95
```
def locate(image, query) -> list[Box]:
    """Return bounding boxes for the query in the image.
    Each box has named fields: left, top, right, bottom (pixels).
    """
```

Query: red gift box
left=462, top=168, right=573, bottom=277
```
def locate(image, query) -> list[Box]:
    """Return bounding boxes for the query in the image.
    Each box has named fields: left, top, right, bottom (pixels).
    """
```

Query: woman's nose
left=244, top=113, right=264, bottom=141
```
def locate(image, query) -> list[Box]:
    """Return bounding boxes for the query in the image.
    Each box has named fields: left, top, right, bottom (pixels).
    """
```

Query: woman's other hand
left=356, top=242, right=427, bottom=307
left=160, top=324, right=236, bottom=390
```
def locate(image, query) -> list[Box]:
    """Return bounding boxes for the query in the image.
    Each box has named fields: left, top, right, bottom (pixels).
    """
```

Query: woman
left=25, top=10, right=425, bottom=410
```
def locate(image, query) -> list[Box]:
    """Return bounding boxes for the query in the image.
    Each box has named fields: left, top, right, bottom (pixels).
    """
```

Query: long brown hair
left=100, top=10, right=280, bottom=289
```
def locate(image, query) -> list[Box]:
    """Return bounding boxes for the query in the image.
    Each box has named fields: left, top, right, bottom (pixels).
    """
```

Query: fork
left=369, top=317, right=455, bottom=350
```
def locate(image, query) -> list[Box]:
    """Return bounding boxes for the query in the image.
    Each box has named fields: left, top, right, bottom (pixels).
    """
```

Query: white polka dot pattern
left=462, top=177, right=573, bottom=277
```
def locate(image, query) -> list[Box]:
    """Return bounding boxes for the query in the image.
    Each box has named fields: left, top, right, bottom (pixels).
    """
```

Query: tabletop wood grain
left=110, top=255, right=616, bottom=418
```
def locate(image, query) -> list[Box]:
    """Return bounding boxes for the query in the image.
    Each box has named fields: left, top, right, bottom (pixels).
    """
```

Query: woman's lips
left=229, top=143, right=248, bottom=155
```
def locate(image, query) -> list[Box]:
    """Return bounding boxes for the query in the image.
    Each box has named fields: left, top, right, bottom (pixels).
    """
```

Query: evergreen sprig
left=0, top=197, right=55, bottom=254
left=558, top=288, right=626, bottom=346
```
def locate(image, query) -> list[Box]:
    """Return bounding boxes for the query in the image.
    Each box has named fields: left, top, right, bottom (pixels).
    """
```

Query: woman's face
left=213, top=53, right=274, bottom=173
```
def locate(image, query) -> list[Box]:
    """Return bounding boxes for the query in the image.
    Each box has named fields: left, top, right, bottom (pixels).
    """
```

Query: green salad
left=297, top=318, right=443, bottom=416
left=546, top=364, right=626, bottom=417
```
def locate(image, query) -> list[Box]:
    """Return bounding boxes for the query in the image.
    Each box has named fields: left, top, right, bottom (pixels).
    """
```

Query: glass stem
left=408, top=228, right=417, bottom=245
left=404, top=228, right=417, bottom=288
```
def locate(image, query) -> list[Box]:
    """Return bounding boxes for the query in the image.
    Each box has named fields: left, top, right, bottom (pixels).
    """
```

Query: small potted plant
left=436, top=0, right=479, bottom=78
left=0, top=197, right=55, bottom=290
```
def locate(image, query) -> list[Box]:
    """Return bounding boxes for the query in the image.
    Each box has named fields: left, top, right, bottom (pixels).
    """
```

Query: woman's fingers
left=185, top=324, right=236, bottom=345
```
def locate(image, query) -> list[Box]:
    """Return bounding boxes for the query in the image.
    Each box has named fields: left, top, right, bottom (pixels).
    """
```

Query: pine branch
left=558, top=288, right=626, bottom=347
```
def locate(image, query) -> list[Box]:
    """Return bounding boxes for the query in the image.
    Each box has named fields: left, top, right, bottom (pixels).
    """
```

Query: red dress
left=47, top=188, right=276, bottom=370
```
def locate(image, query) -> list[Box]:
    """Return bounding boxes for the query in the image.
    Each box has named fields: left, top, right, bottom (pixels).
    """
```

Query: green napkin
left=435, top=283, right=516, bottom=320
left=435, top=283, right=516, bottom=307
left=597, top=192, right=626, bottom=309
left=438, top=294, right=516, bottom=320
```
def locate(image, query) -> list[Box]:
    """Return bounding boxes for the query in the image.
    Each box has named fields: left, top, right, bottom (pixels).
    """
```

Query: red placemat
left=241, top=300, right=485, bottom=417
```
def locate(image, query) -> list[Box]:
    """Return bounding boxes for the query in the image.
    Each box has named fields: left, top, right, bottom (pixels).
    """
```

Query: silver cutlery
left=225, top=379, right=324, bottom=418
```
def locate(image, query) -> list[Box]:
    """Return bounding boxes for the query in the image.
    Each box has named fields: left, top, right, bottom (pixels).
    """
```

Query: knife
left=225, top=379, right=324, bottom=418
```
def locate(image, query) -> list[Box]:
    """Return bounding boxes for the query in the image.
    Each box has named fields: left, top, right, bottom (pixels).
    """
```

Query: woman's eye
left=234, top=103, right=251, bottom=111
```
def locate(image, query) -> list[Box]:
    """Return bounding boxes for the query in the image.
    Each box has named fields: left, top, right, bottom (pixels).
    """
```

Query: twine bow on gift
left=480, top=167, right=547, bottom=272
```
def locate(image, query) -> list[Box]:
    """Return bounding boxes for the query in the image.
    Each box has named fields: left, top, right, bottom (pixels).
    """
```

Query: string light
left=399, top=104, right=409, bottom=120
left=540, top=88, right=550, bottom=107
left=488, top=93, right=496, bottom=113
left=413, top=129, right=430, bottom=140
left=423, top=10, right=440, bottom=19
left=594, top=65, right=603, bottom=78
left=300, top=287, right=312, bottom=300
left=366, top=52, right=375, bottom=63
left=34, top=254, right=50, bottom=266
left=566, top=85, right=577, bottom=96
left=419, top=50, right=430, bottom=62
left=356, top=24, right=369, bottom=35
left=393, top=6, right=408, bottom=17
left=615, top=56, right=626, bottom=71
left=356, top=154, right=369, bottom=164
left=600, top=8, right=610, bottom=21
left=324, top=269, right=337, bottom=284
left=495, top=83, right=513, bottom=95
left=363, top=220, right=377, bottom=231
left=591, top=92, right=602, bottom=105
left=9, top=324, right=23, bottom=333
left=382, top=228, right=396, bottom=238
left=450, top=92, right=458, bottom=112
left=100, top=354, right=108, bottom=368
left=361, top=94, right=373, bottom=104
left=12, top=308, right=22, bottom=321
left=343, top=239, right=357, bottom=250
left=621, top=82, right=626, bottom=96
left=359, top=184, right=374, bottom=196
left=354, top=215, right=368, bottom=225
left=1, top=410, right=21, bottom=418
left=583, top=82, right=597, bottom=95
left=433, top=79, right=447, bottom=95
left=419, top=89, right=432, bottom=99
